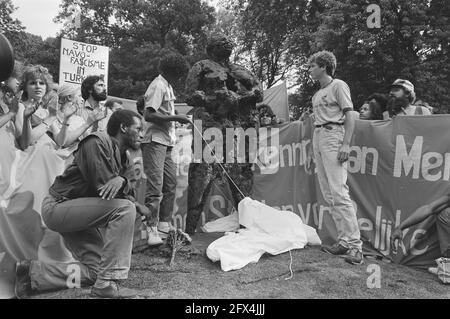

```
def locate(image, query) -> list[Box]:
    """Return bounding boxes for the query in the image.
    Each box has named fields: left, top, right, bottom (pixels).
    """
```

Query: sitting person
left=391, top=194, right=449, bottom=282
left=49, top=84, right=107, bottom=163
left=386, top=79, right=431, bottom=118
left=359, top=93, right=387, bottom=120
left=14, top=109, right=151, bottom=299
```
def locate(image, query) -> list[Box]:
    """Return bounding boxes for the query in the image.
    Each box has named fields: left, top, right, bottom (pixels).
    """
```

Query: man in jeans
left=14, top=110, right=149, bottom=298
left=142, top=54, right=191, bottom=245
left=308, top=50, right=363, bottom=265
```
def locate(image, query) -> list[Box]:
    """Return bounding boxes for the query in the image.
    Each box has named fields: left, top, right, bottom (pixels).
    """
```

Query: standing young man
left=308, top=50, right=363, bottom=265
left=142, top=54, right=191, bottom=245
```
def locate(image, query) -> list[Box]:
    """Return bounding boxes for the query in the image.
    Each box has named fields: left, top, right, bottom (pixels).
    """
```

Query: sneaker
left=90, top=281, right=138, bottom=299
left=428, top=267, right=438, bottom=276
left=321, top=243, right=349, bottom=256
left=344, top=248, right=364, bottom=265
left=157, top=222, right=175, bottom=239
left=14, top=260, right=33, bottom=299
left=147, top=226, right=163, bottom=246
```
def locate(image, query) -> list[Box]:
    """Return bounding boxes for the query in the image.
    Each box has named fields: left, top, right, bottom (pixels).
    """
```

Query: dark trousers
left=141, top=142, right=177, bottom=226
left=28, top=195, right=136, bottom=293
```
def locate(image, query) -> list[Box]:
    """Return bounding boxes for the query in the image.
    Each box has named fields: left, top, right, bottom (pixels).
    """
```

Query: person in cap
left=386, top=79, right=431, bottom=117
left=307, top=50, right=363, bottom=265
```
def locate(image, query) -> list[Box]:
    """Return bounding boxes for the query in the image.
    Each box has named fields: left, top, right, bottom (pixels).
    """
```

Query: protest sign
left=59, top=38, right=109, bottom=87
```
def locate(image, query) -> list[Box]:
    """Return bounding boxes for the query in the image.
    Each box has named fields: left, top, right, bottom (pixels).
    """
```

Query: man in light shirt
left=308, top=50, right=363, bottom=265
left=142, top=54, right=191, bottom=245
left=386, top=79, right=431, bottom=118
left=77, top=75, right=109, bottom=139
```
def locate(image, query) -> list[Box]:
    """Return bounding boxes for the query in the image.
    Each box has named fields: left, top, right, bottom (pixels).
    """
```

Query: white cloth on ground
left=206, top=197, right=321, bottom=271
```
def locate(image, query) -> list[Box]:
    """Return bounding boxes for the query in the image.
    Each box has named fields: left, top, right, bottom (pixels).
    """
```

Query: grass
left=33, top=232, right=449, bottom=299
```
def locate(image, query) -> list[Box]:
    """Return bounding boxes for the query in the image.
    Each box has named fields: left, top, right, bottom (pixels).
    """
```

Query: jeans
left=28, top=195, right=136, bottom=293
left=141, top=142, right=177, bottom=226
left=437, top=208, right=450, bottom=257
left=312, top=124, right=362, bottom=251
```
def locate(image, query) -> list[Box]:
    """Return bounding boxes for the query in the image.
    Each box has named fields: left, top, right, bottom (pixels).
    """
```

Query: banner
left=251, top=115, right=450, bottom=269
left=154, top=115, right=450, bottom=270
left=259, top=81, right=290, bottom=121
left=59, top=38, right=109, bottom=87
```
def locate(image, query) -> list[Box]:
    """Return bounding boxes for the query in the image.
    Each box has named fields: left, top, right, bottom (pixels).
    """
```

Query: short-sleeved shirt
left=312, top=79, right=353, bottom=126
left=143, top=75, right=176, bottom=146
left=76, top=101, right=109, bottom=140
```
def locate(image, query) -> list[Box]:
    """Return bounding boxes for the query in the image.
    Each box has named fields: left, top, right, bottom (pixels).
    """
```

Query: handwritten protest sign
left=59, top=38, right=109, bottom=87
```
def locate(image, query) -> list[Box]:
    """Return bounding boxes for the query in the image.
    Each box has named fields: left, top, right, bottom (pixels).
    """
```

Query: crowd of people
left=1, top=37, right=448, bottom=299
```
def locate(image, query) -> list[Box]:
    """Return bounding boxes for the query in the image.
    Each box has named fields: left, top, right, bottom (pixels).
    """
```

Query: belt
left=315, top=122, right=344, bottom=128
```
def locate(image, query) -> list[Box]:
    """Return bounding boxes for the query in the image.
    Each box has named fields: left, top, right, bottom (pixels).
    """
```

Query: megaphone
left=0, top=33, right=15, bottom=82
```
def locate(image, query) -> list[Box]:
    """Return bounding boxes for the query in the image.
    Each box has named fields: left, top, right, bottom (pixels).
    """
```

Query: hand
left=176, top=115, right=193, bottom=125
left=306, top=150, right=314, bottom=171
left=337, top=143, right=350, bottom=163
left=98, top=176, right=125, bottom=200
left=87, top=107, right=108, bottom=126
left=63, top=102, right=78, bottom=121
left=190, top=90, right=206, bottom=105
left=390, top=228, right=404, bottom=254
left=135, top=203, right=152, bottom=222
left=7, top=91, right=22, bottom=115
left=23, top=99, right=40, bottom=118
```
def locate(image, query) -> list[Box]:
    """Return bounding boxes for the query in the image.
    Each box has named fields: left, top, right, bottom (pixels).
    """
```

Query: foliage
left=54, top=0, right=216, bottom=100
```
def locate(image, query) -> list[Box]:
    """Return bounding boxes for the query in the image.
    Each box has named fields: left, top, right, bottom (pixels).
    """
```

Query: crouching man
left=14, top=109, right=150, bottom=298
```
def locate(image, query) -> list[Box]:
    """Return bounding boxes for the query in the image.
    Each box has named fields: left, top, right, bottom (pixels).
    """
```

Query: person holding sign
left=308, top=51, right=363, bottom=265
left=77, top=75, right=109, bottom=139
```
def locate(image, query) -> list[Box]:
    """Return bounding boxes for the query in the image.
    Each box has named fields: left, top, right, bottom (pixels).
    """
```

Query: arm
left=18, top=104, right=37, bottom=150
left=144, top=108, right=190, bottom=124
left=399, top=195, right=450, bottom=230
left=54, top=120, right=92, bottom=147
left=336, top=81, right=356, bottom=163
left=29, top=117, right=57, bottom=144
left=391, top=194, right=450, bottom=251
left=0, top=112, right=16, bottom=129
left=77, top=137, right=126, bottom=197
left=54, top=110, right=106, bottom=147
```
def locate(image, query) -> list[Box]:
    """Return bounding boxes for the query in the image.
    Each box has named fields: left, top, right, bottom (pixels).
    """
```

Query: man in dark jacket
left=14, top=109, right=148, bottom=299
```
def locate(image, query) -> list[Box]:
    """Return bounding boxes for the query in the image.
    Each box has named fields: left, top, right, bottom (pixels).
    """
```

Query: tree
left=0, top=0, right=23, bottom=34
left=225, top=0, right=312, bottom=89
left=55, top=0, right=216, bottom=100
left=0, top=0, right=59, bottom=82
left=293, top=0, right=450, bottom=114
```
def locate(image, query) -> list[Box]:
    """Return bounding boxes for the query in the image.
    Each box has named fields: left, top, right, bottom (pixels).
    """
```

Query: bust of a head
left=206, top=34, right=234, bottom=61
